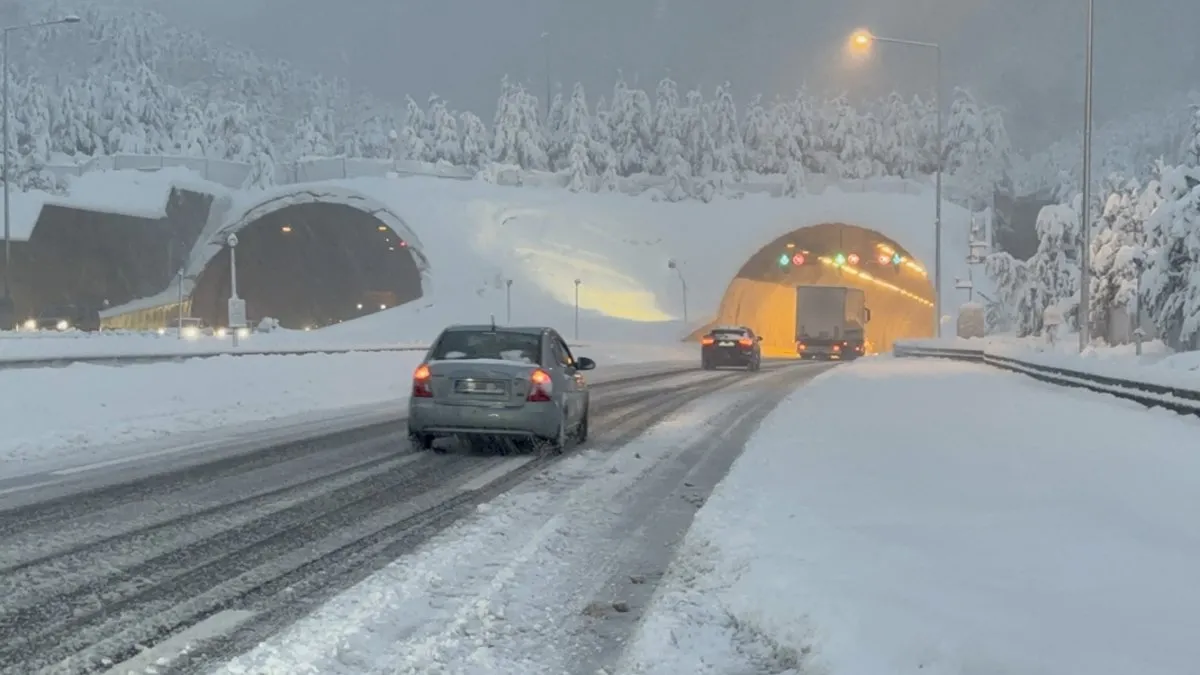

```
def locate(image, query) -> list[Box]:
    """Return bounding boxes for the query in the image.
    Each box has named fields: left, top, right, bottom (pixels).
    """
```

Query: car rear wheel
left=574, top=407, right=590, bottom=443
left=408, top=431, right=436, bottom=452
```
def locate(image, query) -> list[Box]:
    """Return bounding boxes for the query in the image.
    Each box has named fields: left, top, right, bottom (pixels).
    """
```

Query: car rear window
left=431, top=330, right=543, bottom=364
left=710, top=331, right=747, bottom=340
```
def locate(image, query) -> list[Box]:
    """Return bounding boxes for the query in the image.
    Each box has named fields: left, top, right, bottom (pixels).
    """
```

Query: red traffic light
left=878, top=253, right=891, bottom=265
left=792, top=253, right=805, bottom=265
left=847, top=253, right=860, bottom=265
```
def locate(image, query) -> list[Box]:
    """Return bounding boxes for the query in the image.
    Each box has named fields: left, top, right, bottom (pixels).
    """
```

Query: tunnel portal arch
left=191, top=186, right=431, bottom=330
left=701, top=222, right=936, bottom=355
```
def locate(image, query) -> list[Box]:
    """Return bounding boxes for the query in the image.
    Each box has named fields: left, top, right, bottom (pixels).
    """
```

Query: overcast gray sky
left=160, top=0, right=1199, bottom=151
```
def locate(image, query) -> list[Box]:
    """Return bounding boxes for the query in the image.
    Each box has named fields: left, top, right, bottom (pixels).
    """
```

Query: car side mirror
left=575, top=357, right=596, bottom=371
left=756, top=336, right=763, bottom=342
left=864, top=308, right=872, bottom=323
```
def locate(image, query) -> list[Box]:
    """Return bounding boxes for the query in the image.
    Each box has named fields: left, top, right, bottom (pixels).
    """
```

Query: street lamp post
left=0, top=14, right=81, bottom=329
left=226, top=233, right=245, bottom=348
left=573, top=278, right=581, bottom=340
left=667, top=259, right=688, bottom=324
left=540, top=31, right=551, bottom=119
left=505, top=278, right=513, bottom=323
left=850, top=29, right=943, bottom=338
left=1078, top=0, right=1095, bottom=352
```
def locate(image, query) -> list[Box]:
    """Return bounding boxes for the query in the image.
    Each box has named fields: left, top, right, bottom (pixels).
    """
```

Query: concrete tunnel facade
left=101, top=184, right=434, bottom=331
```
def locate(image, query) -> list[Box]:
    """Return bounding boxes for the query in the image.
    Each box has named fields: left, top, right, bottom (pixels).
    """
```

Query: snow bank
left=618, top=357, right=1200, bottom=675
left=9, top=166, right=230, bottom=240
left=900, top=334, right=1200, bottom=391
left=0, top=343, right=692, bottom=475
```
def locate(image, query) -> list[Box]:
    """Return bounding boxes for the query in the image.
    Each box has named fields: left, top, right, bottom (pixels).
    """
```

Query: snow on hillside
left=293, top=175, right=976, bottom=344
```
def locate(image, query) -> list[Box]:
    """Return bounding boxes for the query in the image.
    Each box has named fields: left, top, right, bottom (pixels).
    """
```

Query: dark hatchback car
left=700, top=326, right=762, bottom=371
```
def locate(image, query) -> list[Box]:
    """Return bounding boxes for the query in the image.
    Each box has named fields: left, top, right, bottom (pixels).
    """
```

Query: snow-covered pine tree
left=652, top=77, right=682, bottom=176
left=708, top=82, right=744, bottom=177
left=545, top=88, right=567, bottom=170
left=400, top=95, right=429, bottom=161
left=1179, top=102, right=1200, bottom=166
left=741, top=94, right=773, bottom=174
left=427, top=96, right=461, bottom=164
left=680, top=89, right=714, bottom=177
left=983, top=251, right=1028, bottom=333
left=565, top=132, right=591, bottom=192
left=782, top=157, right=805, bottom=197
left=1140, top=165, right=1200, bottom=348
left=1021, top=201, right=1083, bottom=335
left=459, top=110, right=490, bottom=168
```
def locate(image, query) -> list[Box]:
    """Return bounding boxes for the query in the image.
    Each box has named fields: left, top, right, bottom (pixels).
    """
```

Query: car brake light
left=832, top=344, right=841, bottom=352
left=701, top=336, right=714, bottom=345
left=412, top=364, right=433, bottom=397
left=527, top=368, right=553, bottom=401
left=738, top=337, right=753, bottom=347
left=797, top=343, right=806, bottom=350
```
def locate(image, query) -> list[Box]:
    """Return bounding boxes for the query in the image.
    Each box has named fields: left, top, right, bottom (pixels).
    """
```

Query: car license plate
left=455, top=379, right=506, bottom=395
left=718, top=341, right=735, bottom=347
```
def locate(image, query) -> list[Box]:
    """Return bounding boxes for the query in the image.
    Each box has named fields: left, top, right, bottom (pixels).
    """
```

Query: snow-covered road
left=208, top=362, right=830, bottom=675
left=0, top=342, right=693, bottom=478
left=617, top=356, right=1200, bottom=675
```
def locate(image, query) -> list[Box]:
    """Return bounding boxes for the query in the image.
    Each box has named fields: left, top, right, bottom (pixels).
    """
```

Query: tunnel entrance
left=191, top=202, right=423, bottom=329
left=702, top=223, right=935, bottom=355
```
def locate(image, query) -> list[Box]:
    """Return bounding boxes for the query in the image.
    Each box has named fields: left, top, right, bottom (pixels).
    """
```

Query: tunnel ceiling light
left=378, top=225, right=388, bottom=232
left=281, top=225, right=292, bottom=233
left=786, top=243, right=795, bottom=249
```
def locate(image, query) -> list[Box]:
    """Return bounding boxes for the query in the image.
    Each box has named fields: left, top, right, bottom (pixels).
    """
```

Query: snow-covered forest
left=984, top=104, right=1200, bottom=349
left=2, top=2, right=1021, bottom=206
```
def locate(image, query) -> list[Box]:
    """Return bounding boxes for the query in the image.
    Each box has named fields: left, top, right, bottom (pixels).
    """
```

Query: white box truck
left=794, top=285, right=870, bottom=360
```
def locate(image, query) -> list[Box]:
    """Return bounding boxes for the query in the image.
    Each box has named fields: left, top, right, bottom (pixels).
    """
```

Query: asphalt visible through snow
left=0, top=359, right=831, bottom=675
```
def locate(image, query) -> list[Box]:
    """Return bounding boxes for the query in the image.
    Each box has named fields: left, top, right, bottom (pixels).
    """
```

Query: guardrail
left=893, top=342, right=1200, bottom=416
left=0, top=345, right=430, bottom=371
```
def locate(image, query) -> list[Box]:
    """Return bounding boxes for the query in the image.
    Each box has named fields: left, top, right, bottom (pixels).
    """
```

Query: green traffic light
left=834, top=253, right=846, bottom=266
left=778, top=253, right=791, bottom=266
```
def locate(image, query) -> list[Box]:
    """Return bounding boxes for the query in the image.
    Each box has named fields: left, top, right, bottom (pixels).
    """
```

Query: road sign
left=228, top=298, right=247, bottom=328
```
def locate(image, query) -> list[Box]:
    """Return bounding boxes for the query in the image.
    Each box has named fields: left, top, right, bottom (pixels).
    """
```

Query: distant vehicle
left=158, top=317, right=209, bottom=339
left=700, top=325, right=762, bottom=371
left=794, top=285, right=870, bottom=360
left=407, top=324, right=596, bottom=454
left=21, top=304, right=101, bottom=332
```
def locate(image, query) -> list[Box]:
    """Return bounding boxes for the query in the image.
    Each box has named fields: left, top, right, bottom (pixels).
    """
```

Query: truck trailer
left=794, top=284, right=870, bottom=360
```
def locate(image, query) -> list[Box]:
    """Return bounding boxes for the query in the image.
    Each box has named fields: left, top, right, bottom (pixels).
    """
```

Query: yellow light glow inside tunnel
left=698, top=223, right=936, bottom=355
left=512, top=246, right=675, bottom=322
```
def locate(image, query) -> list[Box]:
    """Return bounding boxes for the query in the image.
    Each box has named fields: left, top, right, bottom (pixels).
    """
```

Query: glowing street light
left=845, top=26, right=943, bottom=338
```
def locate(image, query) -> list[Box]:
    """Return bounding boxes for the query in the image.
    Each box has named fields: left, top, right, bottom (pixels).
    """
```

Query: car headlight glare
left=22, top=319, right=36, bottom=330
left=56, top=320, right=69, bottom=331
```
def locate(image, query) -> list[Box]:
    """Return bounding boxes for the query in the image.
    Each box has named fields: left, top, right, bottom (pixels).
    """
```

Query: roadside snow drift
left=617, top=357, right=1200, bottom=675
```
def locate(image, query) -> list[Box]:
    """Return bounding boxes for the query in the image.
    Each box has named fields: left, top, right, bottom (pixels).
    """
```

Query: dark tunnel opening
left=7, top=189, right=212, bottom=324
left=698, top=223, right=936, bottom=355
left=191, top=202, right=424, bottom=329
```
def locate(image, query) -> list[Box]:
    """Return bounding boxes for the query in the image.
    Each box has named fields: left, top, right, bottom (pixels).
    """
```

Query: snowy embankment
left=902, top=333, right=1200, bottom=391
left=617, top=357, right=1200, bottom=675
left=0, top=343, right=691, bottom=476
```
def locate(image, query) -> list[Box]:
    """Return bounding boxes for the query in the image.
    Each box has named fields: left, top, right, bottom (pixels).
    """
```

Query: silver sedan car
left=406, top=324, right=596, bottom=453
